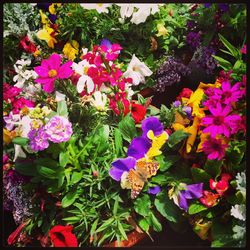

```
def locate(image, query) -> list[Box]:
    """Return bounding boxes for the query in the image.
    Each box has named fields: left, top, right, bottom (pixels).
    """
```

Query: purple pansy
left=148, top=185, right=161, bottom=195
left=141, top=117, right=164, bottom=137
left=109, top=157, right=136, bottom=181
left=101, top=38, right=112, bottom=48
left=178, top=183, right=204, bottom=211
left=127, top=137, right=151, bottom=160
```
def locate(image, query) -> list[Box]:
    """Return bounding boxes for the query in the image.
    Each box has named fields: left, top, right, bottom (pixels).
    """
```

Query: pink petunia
left=34, top=54, right=73, bottom=93
left=202, top=137, right=228, bottom=160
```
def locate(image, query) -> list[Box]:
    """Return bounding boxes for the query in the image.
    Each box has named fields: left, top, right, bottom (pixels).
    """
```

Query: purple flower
left=100, top=38, right=112, bottom=49
left=4, top=112, right=20, bottom=131
left=109, top=157, right=136, bottom=181
left=3, top=154, right=9, bottom=164
left=49, top=14, right=57, bottom=23
left=36, top=3, right=51, bottom=11
left=173, top=101, right=181, bottom=108
left=141, top=117, right=164, bottom=137
left=127, top=137, right=151, bottom=160
left=45, top=116, right=73, bottom=143
left=204, top=3, right=212, bottom=8
left=182, top=106, right=192, bottom=118
left=219, top=4, right=229, bottom=12
left=186, top=32, right=201, bottom=50
left=28, top=127, right=49, bottom=152
left=148, top=186, right=161, bottom=195
left=178, top=183, right=204, bottom=211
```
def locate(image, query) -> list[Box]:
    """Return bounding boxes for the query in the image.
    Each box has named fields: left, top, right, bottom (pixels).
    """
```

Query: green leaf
left=167, top=130, right=189, bottom=148
left=57, top=100, right=68, bottom=117
left=61, top=191, right=78, bottom=208
left=113, top=195, right=119, bottom=215
left=157, top=154, right=180, bottom=171
left=204, top=160, right=222, bottom=179
left=151, top=174, right=174, bottom=185
left=154, top=191, right=181, bottom=223
left=37, top=166, right=57, bottom=179
left=12, top=137, right=29, bottom=146
left=15, top=160, right=38, bottom=176
left=134, top=194, right=151, bottom=217
left=233, top=60, right=243, bottom=71
left=212, top=55, right=232, bottom=70
left=188, top=201, right=208, bottom=215
left=118, top=115, right=137, bottom=142
left=117, top=221, right=128, bottom=240
left=95, top=218, right=115, bottom=233
left=138, top=218, right=150, bottom=232
left=218, top=34, right=240, bottom=59
left=90, top=218, right=99, bottom=236
left=149, top=212, right=162, bottom=232
left=114, top=128, right=123, bottom=157
left=62, top=216, right=81, bottom=223
left=191, top=168, right=212, bottom=183
left=71, top=171, right=83, bottom=185
left=59, top=151, right=69, bottom=168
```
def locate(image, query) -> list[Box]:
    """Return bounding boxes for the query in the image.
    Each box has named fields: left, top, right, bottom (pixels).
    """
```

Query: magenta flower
left=45, top=116, right=73, bottom=143
left=12, top=98, right=35, bottom=114
left=28, top=127, right=49, bottom=152
left=3, top=83, right=22, bottom=103
left=202, top=137, right=228, bottom=160
left=202, top=103, right=239, bottom=138
left=240, top=44, right=246, bottom=54
left=34, top=54, right=73, bottom=93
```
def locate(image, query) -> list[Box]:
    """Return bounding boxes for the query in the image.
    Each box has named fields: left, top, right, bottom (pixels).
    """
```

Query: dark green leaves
left=204, top=160, right=222, bottom=179
left=62, top=191, right=78, bottom=208
left=191, top=168, right=211, bottom=183
left=134, top=194, right=151, bottom=217
left=188, top=201, right=208, bottom=215
left=114, top=128, right=123, bottom=157
left=12, top=137, right=29, bottom=146
left=118, top=115, right=137, bottom=142
left=167, top=130, right=189, bottom=148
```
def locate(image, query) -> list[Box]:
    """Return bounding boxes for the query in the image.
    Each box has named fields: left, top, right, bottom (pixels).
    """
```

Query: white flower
left=13, top=144, right=26, bottom=162
left=80, top=3, right=112, bottom=13
left=116, top=4, right=135, bottom=19
left=72, top=60, right=95, bottom=94
left=231, top=204, right=246, bottom=221
left=123, top=54, right=152, bottom=85
left=125, top=85, right=135, bottom=99
left=130, top=7, right=151, bottom=25
left=55, top=91, right=66, bottom=102
left=91, top=91, right=107, bottom=111
left=120, top=171, right=131, bottom=189
left=232, top=224, right=246, bottom=241
left=236, top=172, right=246, bottom=194
left=18, top=115, right=33, bottom=138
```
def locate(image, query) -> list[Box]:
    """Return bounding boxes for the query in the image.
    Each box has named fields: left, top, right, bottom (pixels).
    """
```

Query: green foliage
left=118, top=115, right=137, bottom=143
left=12, top=137, right=29, bottom=146
left=167, top=130, right=189, bottom=149
left=191, top=168, right=212, bottom=183
left=188, top=201, right=208, bottom=215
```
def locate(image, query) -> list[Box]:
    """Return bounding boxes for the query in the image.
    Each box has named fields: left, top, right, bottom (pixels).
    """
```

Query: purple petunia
left=148, top=185, right=161, bottom=195
left=44, top=116, right=73, bottom=143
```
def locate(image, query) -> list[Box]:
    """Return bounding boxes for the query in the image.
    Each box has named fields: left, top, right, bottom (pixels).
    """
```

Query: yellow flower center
left=48, top=69, right=57, bottom=78
left=97, top=4, right=103, bottom=7
left=83, top=66, right=89, bottom=74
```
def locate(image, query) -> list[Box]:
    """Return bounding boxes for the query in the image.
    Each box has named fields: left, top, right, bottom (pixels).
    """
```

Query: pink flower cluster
left=28, top=116, right=72, bottom=152
left=4, top=83, right=35, bottom=114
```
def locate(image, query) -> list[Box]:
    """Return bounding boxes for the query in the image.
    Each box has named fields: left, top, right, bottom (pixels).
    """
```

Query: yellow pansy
left=49, top=3, right=62, bottom=15
left=37, top=26, right=57, bottom=48
left=39, top=10, right=49, bottom=25
left=193, top=219, right=212, bottom=240
left=185, top=116, right=200, bottom=153
left=63, top=40, right=79, bottom=61
left=187, top=88, right=205, bottom=118
left=146, top=130, right=168, bottom=159
left=156, top=23, right=168, bottom=37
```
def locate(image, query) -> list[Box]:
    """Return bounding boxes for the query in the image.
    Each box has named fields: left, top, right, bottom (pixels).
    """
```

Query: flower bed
left=3, top=3, right=246, bottom=247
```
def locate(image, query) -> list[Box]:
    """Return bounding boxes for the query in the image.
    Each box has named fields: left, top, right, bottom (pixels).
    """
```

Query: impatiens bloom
left=80, top=3, right=112, bottom=13
left=49, top=225, right=78, bottom=247
left=202, top=103, right=241, bottom=138
left=209, top=173, right=232, bottom=195
left=123, top=54, right=152, bottom=85
left=147, top=185, right=161, bottom=195
left=34, top=54, right=73, bottom=93
left=63, top=40, right=79, bottom=60
left=169, top=183, right=204, bottom=211
left=240, top=44, right=246, bottom=54
left=200, top=191, right=220, bottom=208
left=45, top=116, right=73, bottom=143
left=131, top=102, right=147, bottom=124
left=202, top=137, right=228, bottom=160
left=28, top=127, right=49, bottom=152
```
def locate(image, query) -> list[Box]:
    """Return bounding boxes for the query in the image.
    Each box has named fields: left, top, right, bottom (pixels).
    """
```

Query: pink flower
left=202, top=137, right=228, bottom=160
left=240, top=44, right=246, bottom=54
left=199, top=191, right=220, bottom=208
left=34, top=54, right=73, bottom=93
left=3, top=83, right=22, bottom=103
left=109, top=92, right=130, bottom=116
left=12, top=98, right=35, bottom=114
left=202, top=103, right=240, bottom=138
left=209, top=173, right=232, bottom=195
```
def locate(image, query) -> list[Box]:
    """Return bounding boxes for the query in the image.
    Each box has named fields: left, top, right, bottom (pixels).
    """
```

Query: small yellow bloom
left=156, top=23, right=168, bottom=37
left=49, top=3, right=62, bottom=15
left=39, top=10, right=49, bottom=25
left=193, top=219, right=212, bottom=240
left=187, top=88, right=205, bottom=118
left=198, top=81, right=221, bottom=90
left=33, top=50, right=41, bottom=57
left=185, top=116, right=200, bottom=153
left=37, top=26, right=57, bottom=48
left=3, top=129, right=16, bottom=145
left=63, top=40, right=79, bottom=61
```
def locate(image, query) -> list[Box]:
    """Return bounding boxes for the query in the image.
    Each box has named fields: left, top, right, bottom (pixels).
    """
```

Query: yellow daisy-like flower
left=63, top=40, right=79, bottom=61
left=156, top=23, right=168, bottom=37
left=37, top=26, right=58, bottom=49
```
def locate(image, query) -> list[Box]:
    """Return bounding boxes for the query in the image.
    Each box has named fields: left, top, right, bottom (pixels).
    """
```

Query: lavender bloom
left=204, top=3, right=212, bottom=8
left=45, top=116, right=73, bottom=143
left=101, top=38, right=112, bottom=48
left=186, top=32, right=201, bottom=50
left=173, top=101, right=181, bottom=108
left=28, top=127, right=49, bottom=152
left=109, top=156, right=136, bottom=181
left=182, top=106, right=192, bottom=119
left=148, top=185, right=161, bottom=195
left=4, top=112, right=20, bottom=131
left=155, top=57, right=191, bottom=93
left=141, top=116, right=164, bottom=137
left=127, top=137, right=151, bottom=160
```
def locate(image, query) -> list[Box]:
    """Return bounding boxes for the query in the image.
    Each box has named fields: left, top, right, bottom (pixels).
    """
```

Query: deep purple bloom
left=218, top=4, right=229, bottom=12
left=204, top=3, right=212, bottom=8
left=127, top=137, right=151, bottom=160
left=182, top=106, right=192, bottom=118
left=141, top=117, right=164, bottom=137
left=109, top=157, right=136, bottom=181
left=202, top=138, right=228, bottom=160
left=100, top=38, right=112, bottom=49
left=178, top=183, right=204, bottom=211
left=186, top=32, right=201, bottom=50
left=49, top=14, right=57, bottom=23
left=37, top=3, right=51, bottom=11
left=148, top=186, right=161, bottom=195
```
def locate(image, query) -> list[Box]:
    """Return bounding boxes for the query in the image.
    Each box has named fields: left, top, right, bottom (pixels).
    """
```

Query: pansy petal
left=141, top=116, right=164, bottom=137
left=178, top=192, right=189, bottom=211
left=147, top=185, right=161, bottom=195
left=182, top=183, right=204, bottom=199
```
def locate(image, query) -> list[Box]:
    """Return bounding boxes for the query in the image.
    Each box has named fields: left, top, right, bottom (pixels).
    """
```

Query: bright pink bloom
left=199, top=191, right=220, bottom=208
left=209, top=173, right=232, bottom=195
left=3, top=83, right=22, bottom=103
left=202, top=137, right=228, bottom=160
left=217, top=70, right=232, bottom=83
left=109, top=92, right=130, bottom=116
left=240, top=44, right=246, bottom=54
left=12, top=98, right=35, bottom=114
left=202, top=103, right=240, bottom=138
left=100, top=39, right=122, bottom=61
left=34, top=54, right=73, bottom=93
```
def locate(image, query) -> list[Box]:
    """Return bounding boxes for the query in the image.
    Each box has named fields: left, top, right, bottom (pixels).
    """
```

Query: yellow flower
left=198, top=81, right=221, bottom=90
left=39, top=10, right=49, bottom=25
left=37, top=26, right=57, bottom=48
left=156, top=23, right=168, bottom=37
left=3, top=129, right=16, bottom=145
left=185, top=116, right=200, bottom=153
left=193, top=219, right=212, bottom=240
left=146, top=130, right=168, bottom=159
left=187, top=88, right=205, bottom=118
left=196, top=132, right=210, bottom=152
left=49, top=3, right=62, bottom=15
left=63, top=40, right=79, bottom=61
left=33, top=50, right=41, bottom=57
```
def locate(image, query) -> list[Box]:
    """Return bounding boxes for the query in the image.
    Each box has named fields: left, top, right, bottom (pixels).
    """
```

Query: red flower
left=19, top=36, right=37, bottom=53
left=131, top=102, right=146, bottom=124
left=8, top=222, right=27, bottom=245
left=177, top=88, right=193, bottom=100
left=49, top=225, right=78, bottom=247
left=240, top=44, right=246, bottom=54
left=209, top=173, right=232, bottom=195
left=199, top=191, right=220, bottom=208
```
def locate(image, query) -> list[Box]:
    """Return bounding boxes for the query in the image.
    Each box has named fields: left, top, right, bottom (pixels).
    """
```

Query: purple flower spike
left=109, top=157, right=136, bottom=181
left=141, top=117, right=164, bottom=137
left=148, top=186, right=161, bottom=195
left=178, top=183, right=204, bottom=211
left=101, top=39, right=112, bottom=49
left=127, top=137, right=151, bottom=160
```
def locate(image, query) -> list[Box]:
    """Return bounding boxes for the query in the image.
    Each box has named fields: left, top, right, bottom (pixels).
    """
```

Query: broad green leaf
left=134, top=194, right=151, bottom=217
left=61, top=191, right=78, bottom=208
left=154, top=191, right=181, bottom=223
left=15, top=160, right=38, bottom=176
left=149, top=212, right=162, bottom=232
left=12, top=137, right=29, bottom=146
left=191, top=168, right=212, bottom=183
left=157, top=154, right=180, bottom=171
left=204, top=160, right=222, bottom=179
left=118, top=115, right=137, bottom=142
left=59, top=151, right=69, bottom=168
left=188, top=201, right=208, bottom=215
left=151, top=174, right=174, bottom=185
left=167, top=130, right=189, bottom=148
left=138, top=218, right=150, bottom=232
left=71, top=171, right=83, bottom=185
left=37, top=166, right=57, bottom=179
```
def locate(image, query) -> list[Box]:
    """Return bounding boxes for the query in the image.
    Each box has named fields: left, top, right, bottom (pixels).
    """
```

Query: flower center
left=132, top=66, right=139, bottom=72
left=213, top=116, right=224, bottom=125
left=97, top=3, right=103, bottom=7
left=48, top=69, right=57, bottom=78
left=222, top=91, right=232, bottom=99
left=83, top=66, right=89, bottom=74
